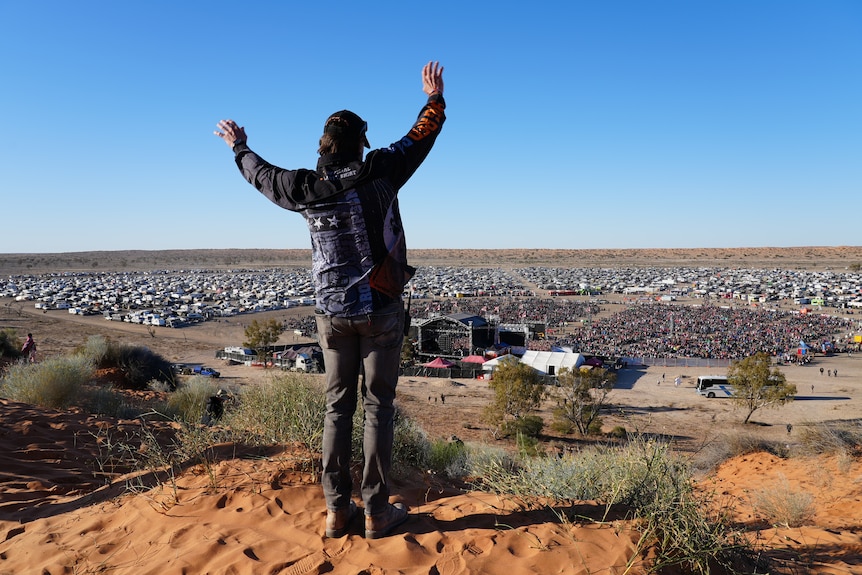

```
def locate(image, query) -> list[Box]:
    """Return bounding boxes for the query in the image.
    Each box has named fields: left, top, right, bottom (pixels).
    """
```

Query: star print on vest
left=308, top=214, right=343, bottom=231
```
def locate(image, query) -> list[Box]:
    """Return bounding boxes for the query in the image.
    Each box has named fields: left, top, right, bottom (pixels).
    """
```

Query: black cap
left=323, top=110, right=370, bottom=148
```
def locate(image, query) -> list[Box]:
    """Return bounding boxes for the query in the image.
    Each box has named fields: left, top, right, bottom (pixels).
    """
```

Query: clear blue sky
left=1, top=1, right=859, bottom=254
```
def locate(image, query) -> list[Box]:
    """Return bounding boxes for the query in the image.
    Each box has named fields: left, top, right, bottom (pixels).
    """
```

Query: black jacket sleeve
left=375, top=93, right=446, bottom=190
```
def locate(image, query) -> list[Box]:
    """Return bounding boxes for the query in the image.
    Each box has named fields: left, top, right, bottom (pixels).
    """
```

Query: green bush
left=79, top=335, right=111, bottom=365
left=165, top=377, right=221, bottom=424
left=392, top=411, right=431, bottom=475
left=470, top=436, right=748, bottom=574
left=77, top=336, right=175, bottom=391
left=428, top=439, right=469, bottom=478
left=0, top=329, right=21, bottom=360
left=222, top=374, right=432, bottom=477
left=691, top=431, right=789, bottom=476
left=0, top=355, right=94, bottom=409
left=501, top=414, right=544, bottom=439
left=515, top=431, right=542, bottom=457
left=225, top=373, right=326, bottom=450
left=147, top=379, right=174, bottom=393
left=114, top=345, right=176, bottom=390
left=550, top=418, right=575, bottom=435
left=586, top=416, right=604, bottom=435
left=345, top=399, right=431, bottom=477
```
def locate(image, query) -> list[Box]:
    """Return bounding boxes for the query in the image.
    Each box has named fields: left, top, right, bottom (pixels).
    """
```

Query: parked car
left=193, top=366, right=221, bottom=378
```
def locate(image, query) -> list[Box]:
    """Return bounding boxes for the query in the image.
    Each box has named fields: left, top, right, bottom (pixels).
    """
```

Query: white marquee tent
left=518, top=350, right=584, bottom=376
left=482, top=350, right=584, bottom=377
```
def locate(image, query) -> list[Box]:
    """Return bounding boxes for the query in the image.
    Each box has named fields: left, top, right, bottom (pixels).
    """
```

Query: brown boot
left=365, top=502, right=409, bottom=539
left=325, top=500, right=358, bottom=538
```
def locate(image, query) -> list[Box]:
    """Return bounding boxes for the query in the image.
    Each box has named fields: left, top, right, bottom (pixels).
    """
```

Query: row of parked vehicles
left=103, top=310, right=206, bottom=328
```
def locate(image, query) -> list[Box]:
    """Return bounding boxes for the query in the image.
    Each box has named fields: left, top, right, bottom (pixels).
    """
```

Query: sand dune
left=2, top=376, right=862, bottom=574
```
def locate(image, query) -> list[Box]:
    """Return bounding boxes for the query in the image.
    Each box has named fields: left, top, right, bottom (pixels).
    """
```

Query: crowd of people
left=282, top=295, right=852, bottom=361
left=553, top=302, right=852, bottom=359
left=412, top=296, right=601, bottom=327
left=399, top=296, right=852, bottom=360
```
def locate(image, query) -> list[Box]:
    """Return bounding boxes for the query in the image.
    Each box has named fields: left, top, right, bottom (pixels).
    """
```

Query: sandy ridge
left=2, top=246, right=862, bottom=274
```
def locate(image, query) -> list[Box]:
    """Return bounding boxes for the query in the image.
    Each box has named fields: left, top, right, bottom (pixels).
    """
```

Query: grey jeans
left=315, top=301, right=404, bottom=515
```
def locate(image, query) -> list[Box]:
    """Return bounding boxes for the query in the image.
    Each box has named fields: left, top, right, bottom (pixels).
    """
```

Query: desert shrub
left=608, top=425, right=627, bottom=439
left=428, top=439, right=470, bottom=478
left=751, top=477, right=816, bottom=527
left=515, top=431, right=542, bottom=457
left=345, top=398, right=431, bottom=476
left=348, top=398, right=365, bottom=457
left=726, top=432, right=788, bottom=459
left=484, top=361, right=546, bottom=436
left=0, top=355, right=94, bottom=409
left=0, top=329, right=21, bottom=360
left=147, top=379, right=174, bottom=393
left=81, top=386, right=140, bottom=419
left=164, top=377, right=221, bottom=424
left=796, top=422, right=862, bottom=457
left=586, top=416, right=604, bottom=435
left=691, top=431, right=789, bottom=476
left=225, top=373, right=326, bottom=450
left=463, top=444, right=519, bottom=491
left=392, top=410, right=431, bottom=475
left=113, top=345, right=175, bottom=390
left=501, top=414, right=544, bottom=439
left=79, top=335, right=111, bottom=365
left=224, top=374, right=431, bottom=475
left=77, top=336, right=175, bottom=391
left=550, top=418, right=575, bottom=435
left=471, top=436, right=748, bottom=574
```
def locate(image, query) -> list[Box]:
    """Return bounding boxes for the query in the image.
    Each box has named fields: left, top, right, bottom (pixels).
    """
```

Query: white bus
left=696, top=375, right=734, bottom=398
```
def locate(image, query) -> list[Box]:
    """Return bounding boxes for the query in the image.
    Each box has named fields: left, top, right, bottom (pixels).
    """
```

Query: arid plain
left=1, top=247, right=862, bottom=574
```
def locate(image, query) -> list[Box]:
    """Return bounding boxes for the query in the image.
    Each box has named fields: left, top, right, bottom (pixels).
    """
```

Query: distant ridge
left=2, top=247, right=861, bottom=274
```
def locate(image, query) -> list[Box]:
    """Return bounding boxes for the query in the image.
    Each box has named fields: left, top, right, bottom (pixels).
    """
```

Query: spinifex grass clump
left=391, top=412, right=431, bottom=475
left=751, top=477, right=816, bottom=528
left=0, top=355, right=94, bottom=409
left=225, top=373, right=327, bottom=450
left=164, top=376, right=222, bottom=424
left=470, top=436, right=751, bottom=574
left=222, top=373, right=434, bottom=477
left=428, top=438, right=470, bottom=479
left=796, top=422, right=862, bottom=457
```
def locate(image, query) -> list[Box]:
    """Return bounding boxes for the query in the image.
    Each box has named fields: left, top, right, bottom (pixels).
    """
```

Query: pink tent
left=423, top=357, right=455, bottom=368
left=460, top=355, right=487, bottom=364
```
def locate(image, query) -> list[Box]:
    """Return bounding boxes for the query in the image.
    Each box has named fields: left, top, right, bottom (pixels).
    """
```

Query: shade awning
left=423, top=357, right=455, bottom=368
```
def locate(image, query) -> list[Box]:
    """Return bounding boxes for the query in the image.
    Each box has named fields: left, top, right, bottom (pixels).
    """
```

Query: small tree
left=484, top=361, right=547, bottom=438
left=400, top=336, right=415, bottom=367
left=243, top=319, right=282, bottom=368
left=552, top=366, right=616, bottom=436
left=728, top=352, right=796, bottom=424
